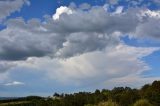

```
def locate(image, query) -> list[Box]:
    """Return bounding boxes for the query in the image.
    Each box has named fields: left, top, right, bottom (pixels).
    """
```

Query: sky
left=0, top=0, right=160, bottom=97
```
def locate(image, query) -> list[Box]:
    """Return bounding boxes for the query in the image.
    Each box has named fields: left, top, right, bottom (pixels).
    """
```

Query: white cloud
left=17, top=44, right=159, bottom=88
left=140, top=9, right=160, bottom=19
left=114, top=6, right=123, bottom=14
left=53, top=6, right=73, bottom=20
left=4, top=81, right=25, bottom=86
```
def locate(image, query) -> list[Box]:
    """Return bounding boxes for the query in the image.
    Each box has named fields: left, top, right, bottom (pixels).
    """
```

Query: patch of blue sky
left=5, top=0, right=106, bottom=22
left=5, top=67, right=84, bottom=96
left=122, top=36, right=160, bottom=47
left=6, top=0, right=58, bottom=21
left=122, top=36, right=160, bottom=77
left=0, top=24, right=6, bottom=31
left=4, top=0, right=159, bottom=23
left=142, top=50, right=160, bottom=77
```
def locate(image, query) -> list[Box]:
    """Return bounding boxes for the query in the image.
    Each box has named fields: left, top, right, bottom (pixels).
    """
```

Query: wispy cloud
left=4, top=81, right=25, bottom=86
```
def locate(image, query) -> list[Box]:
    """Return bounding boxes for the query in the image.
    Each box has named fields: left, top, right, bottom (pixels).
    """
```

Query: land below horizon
left=0, top=80, right=159, bottom=106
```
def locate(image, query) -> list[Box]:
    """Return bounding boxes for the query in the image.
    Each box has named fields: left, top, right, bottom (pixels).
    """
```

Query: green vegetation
left=97, top=100, right=118, bottom=106
left=0, top=80, right=160, bottom=106
left=133, top=99, right=152, bottom=106
left=0, top=101, right=30, bottom=106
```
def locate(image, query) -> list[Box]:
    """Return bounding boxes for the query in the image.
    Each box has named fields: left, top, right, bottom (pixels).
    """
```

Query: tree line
left=0, top=80, right=159, bottom=106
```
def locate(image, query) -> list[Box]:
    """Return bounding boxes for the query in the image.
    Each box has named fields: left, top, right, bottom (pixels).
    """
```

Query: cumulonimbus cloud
left=0, top=1, right=159, bottom=92
left=16, top=44, right=159, bottom=87
left=0, top=2, right=159, bottom=86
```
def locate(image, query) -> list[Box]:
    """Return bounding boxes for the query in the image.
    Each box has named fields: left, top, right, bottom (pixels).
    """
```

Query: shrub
left=98, top=100, right=118, bottom=106
left=84, top=104, right=96, bottom=106
left=133, top=99, right=152, bottom=106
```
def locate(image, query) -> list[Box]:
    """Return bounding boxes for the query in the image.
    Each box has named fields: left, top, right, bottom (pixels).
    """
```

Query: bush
left=98, top=100, right=118, bottom=106
left=84, top=104, right=96, bottom=106
left=133, top=99, right=152, bottom=106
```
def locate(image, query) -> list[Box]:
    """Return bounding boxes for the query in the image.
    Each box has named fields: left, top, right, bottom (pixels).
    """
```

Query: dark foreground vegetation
left=0, top=80, right=160, bottom=106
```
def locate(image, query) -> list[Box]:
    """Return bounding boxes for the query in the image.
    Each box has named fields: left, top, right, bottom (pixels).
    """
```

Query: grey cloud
left=47, top=7, right=139, bottom=34
left=0, top=0, right=29, bottom=22
left=0, top=61, right=15, bottom=73
left=108, top=0, right=118, bottom=5
left=0, top=5, right=159, bottom=62
left=79, top=3, right=91, bottom=10
left=56, top=32, right=119, bottom=58
left=133, top=18, right=160, bottom=39
left=107, top=0, right=143, bottom=7
left=153, top=0, right=160, bottom=5
left=0, top=6, right=123, bottom=61
left=0, top=18, right=65, bottom=60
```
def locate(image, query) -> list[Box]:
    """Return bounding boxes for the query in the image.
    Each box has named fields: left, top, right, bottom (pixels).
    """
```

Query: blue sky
left=0, top=0, right=160, bottom=97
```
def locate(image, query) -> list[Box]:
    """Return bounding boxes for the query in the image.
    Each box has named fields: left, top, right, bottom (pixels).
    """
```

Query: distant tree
left=53, top=92, right=60, bottom=97
left=152, top=80, right=160, bottom=91
left=95, top=89, right=101, bottom=95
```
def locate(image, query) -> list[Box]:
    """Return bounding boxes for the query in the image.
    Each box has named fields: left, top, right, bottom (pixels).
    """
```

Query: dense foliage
left=0, top=80, right=159, bottom=106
